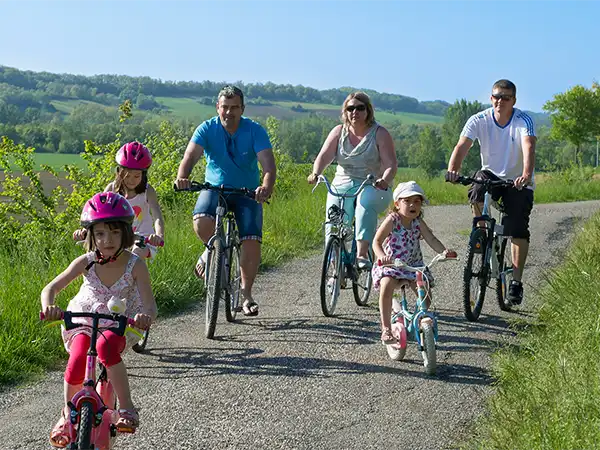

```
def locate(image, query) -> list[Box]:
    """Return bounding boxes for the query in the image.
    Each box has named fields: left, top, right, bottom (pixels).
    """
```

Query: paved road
left=2, top=201, right=598, bottom=450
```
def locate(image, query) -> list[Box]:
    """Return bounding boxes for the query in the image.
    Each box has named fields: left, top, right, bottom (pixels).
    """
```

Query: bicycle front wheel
left=225, top=242, right=241, bottom=322
left=205, top=240, right=223, bottom=339
left=463, top=229, right=488, bottom=322
left=420, top=319, right=437, bottom=375
left=320, top=236, right=342, bottom=317
left=496, top=236, right=514, bottom=311
left=77, top=400, right=94, bottom=450
left=352, top=249, right=373, bottom=306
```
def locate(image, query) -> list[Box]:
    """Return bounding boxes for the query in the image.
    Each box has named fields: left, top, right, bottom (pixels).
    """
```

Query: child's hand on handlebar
left=42, top=305, right=63, bottom=321
left=443, top=249, right=458, bottom=259
left=73, top=228, right=87, bottom=241
left=376, top=255, right=395, bottom=266
left=133, top=313, right=152, bottom=330
left=146, top=234, right=164, bottom=247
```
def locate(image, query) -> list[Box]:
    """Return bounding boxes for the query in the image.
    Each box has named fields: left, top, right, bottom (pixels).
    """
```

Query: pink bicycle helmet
left=115, top=141, right=152, bottom=170
left=80, top=192, right=135, bottom=229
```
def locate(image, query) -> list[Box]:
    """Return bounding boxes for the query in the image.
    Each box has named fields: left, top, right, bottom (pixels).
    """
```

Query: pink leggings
left=65, top=332, right=126, bottom=385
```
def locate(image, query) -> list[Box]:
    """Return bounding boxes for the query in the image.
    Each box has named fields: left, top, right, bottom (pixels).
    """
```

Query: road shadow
left=129, top=345, right=493, bottom=386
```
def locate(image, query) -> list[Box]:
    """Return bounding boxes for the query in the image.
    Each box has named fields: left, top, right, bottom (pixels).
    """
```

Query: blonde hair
left=341, top=92, right=375, bottom=128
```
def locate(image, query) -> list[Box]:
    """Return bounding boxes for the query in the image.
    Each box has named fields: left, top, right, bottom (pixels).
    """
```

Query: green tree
left=543, top=84, right=600, bottom=166
left=442, top=99, right=485, bottom=175
left=409, top=125, right=444, bottom=177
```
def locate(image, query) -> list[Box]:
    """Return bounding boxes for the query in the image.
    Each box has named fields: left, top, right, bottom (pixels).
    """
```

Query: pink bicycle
left=40, top=310, right=144, bottom=450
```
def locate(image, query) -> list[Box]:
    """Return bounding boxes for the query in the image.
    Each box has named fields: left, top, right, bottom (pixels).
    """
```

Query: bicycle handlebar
left=174, top=181, right=256, bottom=200
left=40, top=310, right=140, bottom=336
left=377, top=251, right=458, bottom=272
left=448, top=175, right=515, bottom=189
left=312, top=174, right=376, bottom=198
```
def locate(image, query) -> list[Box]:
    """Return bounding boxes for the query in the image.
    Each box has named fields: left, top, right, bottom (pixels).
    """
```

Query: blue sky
left=1, top=0, right=598, bottom=112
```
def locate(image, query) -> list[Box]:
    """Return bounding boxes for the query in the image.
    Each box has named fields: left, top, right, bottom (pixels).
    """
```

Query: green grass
left=397, top=168, right=600, bottom=206
left=153, top=96, right=443, bottom=125
left=464, top=211, right=600, bottom=450
left=0, top=153, right=88, bottom=172
left=272, top=100, right=443, bottom=125
left=155, top=96, right=216, bottom=120
left=50, top=99, right=101, bottom=114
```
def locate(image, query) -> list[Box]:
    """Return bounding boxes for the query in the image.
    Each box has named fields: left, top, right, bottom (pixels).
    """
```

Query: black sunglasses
left=492, top=93, right=514, bottom=101
left=346, top=104, right=366, bottom=112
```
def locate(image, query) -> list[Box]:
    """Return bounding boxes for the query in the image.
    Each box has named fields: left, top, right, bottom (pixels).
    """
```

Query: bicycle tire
left=205, top=239, right=223, bottom=339
left=320, top=236, right=342, bottom=317
left=496, top=236, right=514, bottom=311
left=386, top=321, right=407, bottom=361
left=132, top=328, right=150, bottom=353
left=225, top=241, right=241, bottom=323
left=463, top=229, right=488, bottom=322
left=420, top=320, right=437, bottom=375
left=77, top=400, right=94, bottom=450
left=352, top=248, right=373, bottom=306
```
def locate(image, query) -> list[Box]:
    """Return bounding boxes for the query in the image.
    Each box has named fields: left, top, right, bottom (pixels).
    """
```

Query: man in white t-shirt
left=446, top=79, right=536, bottom=305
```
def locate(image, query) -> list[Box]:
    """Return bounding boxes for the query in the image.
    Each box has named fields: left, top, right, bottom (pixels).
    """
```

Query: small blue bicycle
left=379, top=252, right=457, bottom=375
left=312, top=174, right=375, bottom=317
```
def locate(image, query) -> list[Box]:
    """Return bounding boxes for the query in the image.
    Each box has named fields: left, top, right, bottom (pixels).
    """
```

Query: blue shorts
left=192, top=189, right=263, bottom=242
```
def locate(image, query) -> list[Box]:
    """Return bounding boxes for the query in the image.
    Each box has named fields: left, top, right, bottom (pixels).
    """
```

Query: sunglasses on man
left=491, top=93, right=514, bottom=101
left=346, top=104, right=367, bottom=112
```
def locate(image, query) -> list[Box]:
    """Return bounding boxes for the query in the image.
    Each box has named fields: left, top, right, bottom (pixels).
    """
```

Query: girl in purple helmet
left=42, top=192, right=157, bottom=448
left=74, top=141, right=165, bottom=260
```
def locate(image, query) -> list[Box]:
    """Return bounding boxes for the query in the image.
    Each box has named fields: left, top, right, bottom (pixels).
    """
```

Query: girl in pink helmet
left=74, top=141, right=165, bottom=259
left=42, top=192, right=157, bottom=448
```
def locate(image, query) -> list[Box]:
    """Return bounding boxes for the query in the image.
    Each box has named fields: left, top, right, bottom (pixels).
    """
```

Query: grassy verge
left=465, top=211, right=600, bottom=449
left=0, top=168, right=328, bottom=387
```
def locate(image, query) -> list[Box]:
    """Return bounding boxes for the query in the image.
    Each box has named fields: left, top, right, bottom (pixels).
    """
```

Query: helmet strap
left=85, top=247, right=125, bottom=271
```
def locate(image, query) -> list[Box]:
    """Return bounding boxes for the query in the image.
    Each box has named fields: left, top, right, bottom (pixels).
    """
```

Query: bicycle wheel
left=205, top=239, right=223, bottom=339
left=132, top=328, right=150, bottom=353
left=420, top=319, right=437, bottom=375
left=352, top=249, right=373, bottom=306
left=225, top=241, right=241, bottom=322
left=386, top=320, right=407, bottom=361
left=77, top=400, right=94, bottom=450
left=496, top=236, right=514, bottom=311
left=462, top=229, right=488, bottom=322
left=320, top=236, right=342, bottom=317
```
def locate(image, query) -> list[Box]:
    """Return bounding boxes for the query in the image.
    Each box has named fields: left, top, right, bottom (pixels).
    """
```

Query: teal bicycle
left=380, top=252, right=457, bottom=375
left=313, top=174, right=375, bottom=317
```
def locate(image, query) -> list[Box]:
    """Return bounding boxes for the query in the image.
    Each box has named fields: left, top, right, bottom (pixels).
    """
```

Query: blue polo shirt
left=191, top=116, right=272, bottom=189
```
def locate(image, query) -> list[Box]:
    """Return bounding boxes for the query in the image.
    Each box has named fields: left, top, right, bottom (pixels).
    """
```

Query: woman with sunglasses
left=307, top=91, right=397, bottom=269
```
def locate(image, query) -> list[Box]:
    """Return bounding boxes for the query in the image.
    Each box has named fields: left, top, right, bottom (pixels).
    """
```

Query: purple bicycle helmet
left=115, top=141, right=152, bottom=170
left=80, top=192, right=135, bottom=229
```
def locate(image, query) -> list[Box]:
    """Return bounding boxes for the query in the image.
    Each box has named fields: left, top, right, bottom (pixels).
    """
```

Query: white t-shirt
left=461, top=107, right=536, bottom=188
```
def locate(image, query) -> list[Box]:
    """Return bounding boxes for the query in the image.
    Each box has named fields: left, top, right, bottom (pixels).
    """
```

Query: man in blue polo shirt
left=175, top=85, right=276, bottom=316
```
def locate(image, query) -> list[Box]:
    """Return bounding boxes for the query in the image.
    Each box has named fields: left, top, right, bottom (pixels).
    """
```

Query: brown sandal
left=49, top=408, right=70, bottom=448
left=116, top=408, right=139, bottom=434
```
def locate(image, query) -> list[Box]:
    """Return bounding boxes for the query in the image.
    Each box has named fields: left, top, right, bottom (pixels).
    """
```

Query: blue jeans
left=325, top=179, right=392, bottom=244
left=192, top=189, right=263, bottom=242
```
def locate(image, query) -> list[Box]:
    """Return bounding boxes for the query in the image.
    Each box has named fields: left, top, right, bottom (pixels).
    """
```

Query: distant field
left=1, top=153, right=87, bottom=171
left=154, top=96, right=443, bottom=125
left=50, top=99, right=108, bottom=114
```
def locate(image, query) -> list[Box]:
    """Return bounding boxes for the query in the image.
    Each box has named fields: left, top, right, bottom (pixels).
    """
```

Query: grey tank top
left=334, top=124, right=381, bottom=184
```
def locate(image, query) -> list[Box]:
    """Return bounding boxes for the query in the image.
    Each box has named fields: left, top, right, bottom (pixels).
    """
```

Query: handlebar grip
left=40, top=311, right=65, bottom=321
left=144, top=236, right=165, bottom=247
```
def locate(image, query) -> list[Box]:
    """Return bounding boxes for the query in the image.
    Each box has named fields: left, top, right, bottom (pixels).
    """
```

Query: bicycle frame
left=314, top=174, right=375, bottom=265
left=387, top=253, right=452, bottom=347
left=41, top=311, right=139, bottom=450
